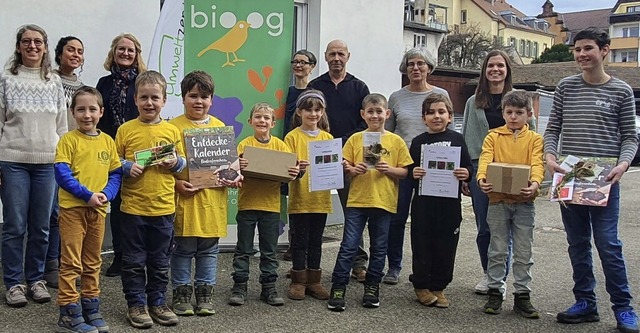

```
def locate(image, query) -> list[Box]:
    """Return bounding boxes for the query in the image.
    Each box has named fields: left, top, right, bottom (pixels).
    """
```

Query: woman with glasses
left=283, top=50, right=317, bottom=137
left=0, top=24, right=67, bottom=307
left=383, top=47, right=449, bottom=286
left=96, top=33, right=147, bottom=277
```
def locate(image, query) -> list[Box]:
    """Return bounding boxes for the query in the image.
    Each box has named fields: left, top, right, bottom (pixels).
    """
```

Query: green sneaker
left=484, top=289, right=503, bottom=315
left=172, top=285, right=194, bottom=316
left=195, top=284, right=215, bottom=316
left=514, top=293, right=539, bottom=319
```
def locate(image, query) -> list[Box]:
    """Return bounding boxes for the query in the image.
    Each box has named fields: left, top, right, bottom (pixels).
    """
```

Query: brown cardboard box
left=242, top=146, right=297, bottom=182
left=486, top=162, right=531, bottom=195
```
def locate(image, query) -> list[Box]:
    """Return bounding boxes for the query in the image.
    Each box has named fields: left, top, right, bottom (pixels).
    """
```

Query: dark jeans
left=232, top=210, right=280, bottom=284
left=337, top=179, right=368, bottom=270
left=109, top=192, right=123, bottom=254
left=290, top=213, right=327, bottom=271
left=560, top=184, right=633, bottom=312
left=47, top=190, right=60, bottom=262
left=386, top=177, right=413, bottom=272
left=120, top=213, right=174, bottom=307
left=331, top=208, right=391, bottom=285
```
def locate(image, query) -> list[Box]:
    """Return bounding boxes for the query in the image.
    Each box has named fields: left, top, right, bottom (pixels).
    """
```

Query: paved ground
left=3, top=168, right=640, bottom=332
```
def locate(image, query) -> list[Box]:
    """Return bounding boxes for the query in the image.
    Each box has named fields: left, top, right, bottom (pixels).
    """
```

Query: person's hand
left=375, top=161, right=390, bottom=174
left=478, top=178, right=492, bottom=193
left=175, top=179, right=200, bottom=197
left=130, top=163, right=144, bottom=177
left=159, top=157, right=177, bottom=170
left=461, top=182, right=471, bottom=196
left=288, top=165, right=300, bottom=178
left=88, top=192, right=107, bottom=207
left=606, top=162, right=629, bottom=184
left=298, top=160, right=310, bottom=172
left=545, top=153, right=564, bottom=175
left=352, top=162, right=368, bottom=175
left=220, top=174, right=244, bottom=188
left=239, top=157, right=248, bottom=170
left=413, top=167, right=426, bottom=179
left=453, top=167, right=469, bottom=181
left=520, top=181, right=539, bottom=199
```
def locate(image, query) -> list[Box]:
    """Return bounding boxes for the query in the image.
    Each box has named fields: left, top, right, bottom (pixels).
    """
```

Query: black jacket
left=96, top=74, right=138, bottom=138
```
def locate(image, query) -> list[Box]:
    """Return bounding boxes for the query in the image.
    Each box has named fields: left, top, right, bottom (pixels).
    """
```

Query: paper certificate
left=308, top=138, right=344, bottom=192
left=419, top=145, right=461, bottom=198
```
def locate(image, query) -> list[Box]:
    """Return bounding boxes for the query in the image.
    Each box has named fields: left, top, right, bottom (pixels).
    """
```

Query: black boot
left=514, top=292, right=540, bottom=319
left=228, top=282, right=247, bottom=306
left=43, top=259, right=59, bottom=289
left=105, top=252, right=122, bottom=277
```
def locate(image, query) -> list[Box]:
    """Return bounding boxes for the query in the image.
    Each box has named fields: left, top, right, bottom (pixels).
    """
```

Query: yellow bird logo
left=197, top=20, right=251, bottom=67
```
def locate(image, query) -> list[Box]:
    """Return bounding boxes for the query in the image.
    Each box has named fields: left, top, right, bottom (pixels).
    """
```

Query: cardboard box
left=486, top=162, right=531, bottom=195
left=242, top=146, right=297, bottom=182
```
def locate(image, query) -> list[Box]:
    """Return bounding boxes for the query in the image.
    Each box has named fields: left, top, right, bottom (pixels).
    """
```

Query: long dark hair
left=475, top=49, right=513, bottom=109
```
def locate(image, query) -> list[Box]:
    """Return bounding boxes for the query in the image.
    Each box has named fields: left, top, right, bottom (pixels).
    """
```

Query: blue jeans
left=232, top=210, right=280, bottom=285
left=331, top=208, right=391, bottom=285
left=560, top=184, right=633, bottom=312
left=1, top=162, right=56, bottom=287
left=171, top=237, right=219, bottom=286
left=47, top=189, right=60, bottom=262
left=386, top=177, right=413, bottom=272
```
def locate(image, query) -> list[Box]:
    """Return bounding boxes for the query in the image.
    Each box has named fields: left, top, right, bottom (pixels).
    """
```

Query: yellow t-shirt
left=285, top=127, right=333, bottom=214
left=169, top=114, right=228, bottom=237
left=115, top=119, right=184, bottom=216
left=55, top=130, right=121, bottom=217
left=343, top=130, right=413, bottom=213
left=237, top=136, right=292, bottom=213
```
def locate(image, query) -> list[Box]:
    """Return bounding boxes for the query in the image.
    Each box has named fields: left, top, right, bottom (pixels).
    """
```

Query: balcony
left=611, top=37, right=640, bottom=49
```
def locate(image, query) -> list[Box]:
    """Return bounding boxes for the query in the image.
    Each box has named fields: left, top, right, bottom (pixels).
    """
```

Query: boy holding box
left=476, top=90, right=543, bottom=318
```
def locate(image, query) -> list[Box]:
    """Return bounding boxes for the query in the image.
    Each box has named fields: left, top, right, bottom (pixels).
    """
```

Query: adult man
left=309, top=40, right=370, bottom=282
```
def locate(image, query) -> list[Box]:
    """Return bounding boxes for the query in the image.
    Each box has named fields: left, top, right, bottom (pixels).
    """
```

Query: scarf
left=108, top=65, right=138, bottom=128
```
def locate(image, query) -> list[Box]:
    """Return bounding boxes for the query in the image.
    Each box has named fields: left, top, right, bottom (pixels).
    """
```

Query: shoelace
left=618, top=311, right=638, bottom=325
left=332, top=289, right=345, bottom=298
left=568, top=299, right=588, bottom=312
left=364, top=286, right=377, bottom=296
left=10, top=285, right=27, bottom=296
left=30, top=281, right=47, bottom=292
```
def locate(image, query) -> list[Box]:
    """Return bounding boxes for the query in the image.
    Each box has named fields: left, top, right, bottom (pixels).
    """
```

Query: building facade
left=609, top=0, right=640, bottom=66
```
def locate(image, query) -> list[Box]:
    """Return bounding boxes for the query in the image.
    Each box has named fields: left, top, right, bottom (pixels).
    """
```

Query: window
left=533, top=42, right=539, bottom=58
left=519, top=39, right=525, bottom=55
left=619, top=49, right=638, bottom=62
left=509, top=37, right=516, bottom=47
left=627, top=6, right=640, bottom=12
left=461, top=10, right=467, bottom=24
left=525, top=41, right=531, bottom=57
left=413, top=33, right=426, bottom=47
left=622, top=27, right=639, bottom=38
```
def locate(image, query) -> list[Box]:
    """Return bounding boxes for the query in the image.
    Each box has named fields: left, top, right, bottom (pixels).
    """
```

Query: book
left=183, top=126, right=240, bottom=189
left=549, top=155, right=617, bottom=207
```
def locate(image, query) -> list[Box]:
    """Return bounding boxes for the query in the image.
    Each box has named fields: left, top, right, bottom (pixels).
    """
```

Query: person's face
left=18, top=30, right=46, bottom=68
left=59, top=39, right=84, bottom=72
left=183, top=85, right=212, bottom=121
left=248, top=108, right=275, bottom=136
left=297, top=103, right=325, bottom=130
left=485, top=55, right=507, bottom=84
left=114, top=37, right=136, bottom=68
left=422, top=102, right=451, bottom=133
left=135, top=84, right=166, bottom=122
left=291, top=54, right=315, bottom=80
left=72, top=93, right=104, bottom=135
left=573, top=39, right=608, bottom=72
left=360, top=102, right=390, bottom=131
left=502, top=105, right=530, bottom=131
left=406, top=56, right=430, bottom=83
left=325, top=43, right=350, bottom=73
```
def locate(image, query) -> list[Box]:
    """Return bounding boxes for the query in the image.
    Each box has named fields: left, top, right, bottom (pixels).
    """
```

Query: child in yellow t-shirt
left=328, top=93, right=413, bottom=312
left=114, top=71, right=186, bottom=329
left=228, top=102, right=299, bottom=307
left=284, top=90, right=333, bottom=301
left=54, top=86, right=121, bottom=333
left=168, top=70, right=228, bottom=317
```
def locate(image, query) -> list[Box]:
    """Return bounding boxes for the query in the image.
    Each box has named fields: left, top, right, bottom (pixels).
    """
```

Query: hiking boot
left=305, top=269, right=330, bottom=300
left=5, top=284, right=27, bottom=308
left=228, top=282, right=247, bottom=306
left=57, top=303, right=98, bottom=333
left=615, top=310, right=640, bottom=333
left=556, top=299, right=600, bottom=324
left=126, top=305, right=152, bottom=329
left=81, top=298, right=109, bottom=333
left=513, top=293, right=539, bottom=319
left=382, top=269, right=399, bottom=285
left=351, top=267, right=366, bottom=283
left=172, top=285, right=194, bottom=316
left=44, top=259, right=59, bottom=289
left=474, top=273, right=489, bottom=295
left=327, top=285, right=346, bottom=312
left=415, top=289, right=437, bottom=306
left=149, top=304, right=178, bottom=326
left=433, top=290, right=450, bottom=308
left=288, top=269, right=307, bottom=300
left=362, top=283, right=380, bottom=308
left=194, top=284, right=215, bottom=316
left=27, top=280, right=51, bottom=303
left=260, top=285, right=284, bottom=306
left=483, top=288, right=503, bottom=314
left=105, top=253, right=122, bottom=277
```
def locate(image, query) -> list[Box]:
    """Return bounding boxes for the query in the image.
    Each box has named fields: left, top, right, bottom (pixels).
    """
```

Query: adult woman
left=44, top=36, right=85, bottom=288
left=1, top=24, right=67, bottom=307
left=383, top=47, right=449, bottom=285
left=462, top=50, right=535, bottom=294
left=96, top=33, right=147, bottom=276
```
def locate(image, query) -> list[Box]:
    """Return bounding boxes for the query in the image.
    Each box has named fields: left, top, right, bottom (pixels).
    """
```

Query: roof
left=470, top=0, right=555, bottom=37
left=511, top=62, right=640, bottom=89
left=560, top=9, right=610, bottom=33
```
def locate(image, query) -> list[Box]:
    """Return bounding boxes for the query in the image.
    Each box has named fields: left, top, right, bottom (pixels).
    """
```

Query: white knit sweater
left=0, top=66, right=67, bottom=164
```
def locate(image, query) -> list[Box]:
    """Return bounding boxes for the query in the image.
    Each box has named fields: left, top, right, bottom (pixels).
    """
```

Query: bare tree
left=438, top=23, right=492, bottom=69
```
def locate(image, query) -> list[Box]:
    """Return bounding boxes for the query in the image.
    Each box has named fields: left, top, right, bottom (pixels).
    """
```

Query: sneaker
left=149, top=304, right=179, bottom=326
left=194, top=285, right=215, bottom=316
left=616, top=310, right=640, bottom=333
left=172, top=285, right=194, bottom=316
left=432, top=290, right=450, bottom=308
left=260, top=287, right=284, bottom=306
left=382, top=269, right=399, bottom=285
left=474, top=274, right=489, bottom=295
left=228, top=282, right=247, bottom=306
left=5, top=284, right=27, bottom=308
left=58, top=303, right=98, bottom=333
left=362, top=283, right=380, bottom=308
left=126, top=306, right=153, bottom=329
left=513, top=293, right=539, bottom=319
left=351, top=267, right=366, bottom=283
left=557, top=299, right=600, bottom=324
left=327, top=285, right=346, bottom=312
left=483, top=289, right=503, bottom=315
left=27, top=280, right=51, bottom=303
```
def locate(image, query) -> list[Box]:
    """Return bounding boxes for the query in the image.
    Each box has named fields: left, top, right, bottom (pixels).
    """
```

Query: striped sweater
left=58, top=72, right=83, bottom=131
left=543, top=74, right=638, bottom=165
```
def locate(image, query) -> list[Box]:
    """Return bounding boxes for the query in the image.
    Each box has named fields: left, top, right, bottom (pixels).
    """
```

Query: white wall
left=402, top=30, right=442, bottom=61
left=0, top=0, right=160, bottom=87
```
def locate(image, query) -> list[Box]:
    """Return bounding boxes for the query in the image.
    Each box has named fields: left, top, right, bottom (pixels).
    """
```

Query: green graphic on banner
left=185, top=0, right=294, bottom=225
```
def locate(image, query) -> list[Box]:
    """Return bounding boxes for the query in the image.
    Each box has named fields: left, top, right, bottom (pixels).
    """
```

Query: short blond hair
left=135, top=71, right=167, bottom=98
left=249, top=102, right=275, bottom=118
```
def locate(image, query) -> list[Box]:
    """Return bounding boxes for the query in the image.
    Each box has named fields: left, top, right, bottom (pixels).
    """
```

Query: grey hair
left=398, top=47, right=437, bottom=74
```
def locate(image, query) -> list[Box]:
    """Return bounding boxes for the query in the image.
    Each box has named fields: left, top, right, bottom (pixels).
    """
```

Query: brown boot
left=432, top=290, right=450, bottom=308
left=305, top=269, right=330, bottom=300
left=287, top=269, right=307, bottom=300
left=415, top=289, right=437, bottom=306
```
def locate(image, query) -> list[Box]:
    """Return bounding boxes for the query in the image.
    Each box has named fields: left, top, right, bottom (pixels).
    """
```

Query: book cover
left=134, top=142, right=178, bottom=167
left=183, top=126, right=240, bottom=189
left=549, top=155, right=617, bottom=207
left=363, top=132, right=386, bottom=168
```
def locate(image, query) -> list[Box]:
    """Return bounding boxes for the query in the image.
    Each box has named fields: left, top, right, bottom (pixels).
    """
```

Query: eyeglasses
left=291, top=60, right=313, bottom=66
left=407, top=61, right=428, bottom=69
left=20, top=39, right=44, bottom=47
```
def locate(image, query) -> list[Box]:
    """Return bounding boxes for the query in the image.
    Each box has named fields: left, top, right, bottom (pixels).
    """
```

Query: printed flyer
left=419, top=145, right=461, bottom=198
left=308, top=138, right=343, bottom=192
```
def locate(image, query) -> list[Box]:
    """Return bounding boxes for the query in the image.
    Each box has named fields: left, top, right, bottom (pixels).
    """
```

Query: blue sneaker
left=615, top=310, right=640, bottom=333
left=557, top=299, right=600, bottom=324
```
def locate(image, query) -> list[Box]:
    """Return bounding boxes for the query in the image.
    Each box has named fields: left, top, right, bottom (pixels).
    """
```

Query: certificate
left=419, top=145, right=461, bottom=198
left=308, top=139, right=344, bottom=192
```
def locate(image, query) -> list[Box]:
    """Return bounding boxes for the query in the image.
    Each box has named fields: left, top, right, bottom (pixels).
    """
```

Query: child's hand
left=175, top=179, right=200, bottom=197
left=375, top=161, right=390, bottom=174
left=478, top=178, right=492, bottom=193
left=87, top=192, right=107, bottom=208
left=288, top=165, right=300, bottom=178
left=298, top=160, right=310, bottom=172
left=159, top=157, right=177, bottom=170
left=413, top=167, right=426, bottom=179
left=239, top=157, right=248, bottom=170
left=130, top=163, right=144, bottom=177
left=461, top=182, right=471, bottom=196
left=520, top=181, right=539, bottom=199
left=453, top=167, right=469, bottom=181
left=220, top=174, right=244, bottom=188
left=342, top=159, right=352, bottom=171
left=352, top=162, right=368, bottom=175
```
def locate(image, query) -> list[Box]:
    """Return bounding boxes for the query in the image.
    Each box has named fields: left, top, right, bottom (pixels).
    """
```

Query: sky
left=507, top=0, right=618, bottom=17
